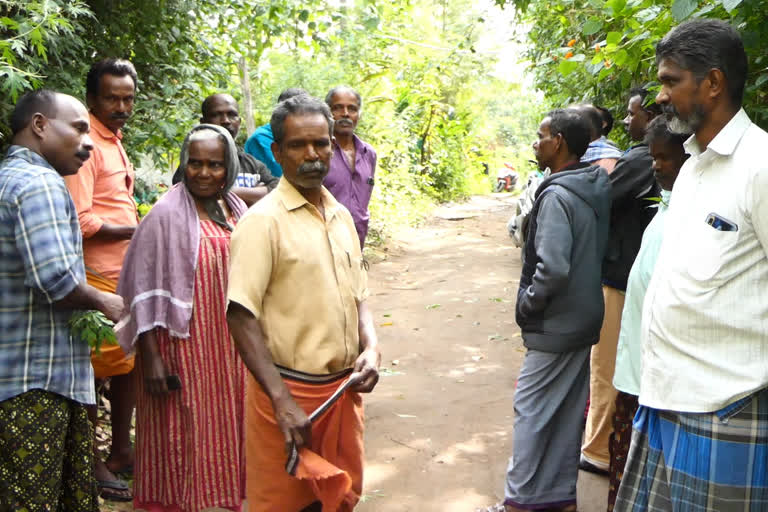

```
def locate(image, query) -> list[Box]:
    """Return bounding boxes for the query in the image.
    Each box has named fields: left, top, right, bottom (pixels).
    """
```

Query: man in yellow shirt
left=227, top=94, right=380, bottom=512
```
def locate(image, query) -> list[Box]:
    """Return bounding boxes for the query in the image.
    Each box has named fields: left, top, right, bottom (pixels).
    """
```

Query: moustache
left=298, top=161, right=328, bottom=175
left=661, top=104, right=678, bottom=117
left=336, top=119, right=354, bottom=126
left=110, top=112, right=130, bottom=120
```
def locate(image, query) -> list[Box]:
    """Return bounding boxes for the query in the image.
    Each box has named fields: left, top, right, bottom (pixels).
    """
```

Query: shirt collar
left=333, top=133, right=368, bottom=155
left=276, top=178, right=341, bottom=219
left=6, top=145, right=56, bottom=172
left=683, top=108, right=751, bottom=157
left=89, top=113, right=122, bottom=141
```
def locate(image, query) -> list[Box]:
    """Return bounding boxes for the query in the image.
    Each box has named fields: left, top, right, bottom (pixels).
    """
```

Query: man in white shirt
left=615, top=19, right=768, bottom=512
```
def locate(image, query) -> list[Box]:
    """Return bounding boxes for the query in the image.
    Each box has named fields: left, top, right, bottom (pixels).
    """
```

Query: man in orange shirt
left=64, top=58, right=139, bottom=502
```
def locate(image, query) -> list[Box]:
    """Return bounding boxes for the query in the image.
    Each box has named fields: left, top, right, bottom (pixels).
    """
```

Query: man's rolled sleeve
left=15, top=177, right=82, bottom=302
left=227, top=213, right=274, bottom=320
left=64, top=157, right=104, bottom=237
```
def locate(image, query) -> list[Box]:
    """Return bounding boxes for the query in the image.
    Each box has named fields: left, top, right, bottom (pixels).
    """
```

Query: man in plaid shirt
left=0, top=89, right=124, bottom=511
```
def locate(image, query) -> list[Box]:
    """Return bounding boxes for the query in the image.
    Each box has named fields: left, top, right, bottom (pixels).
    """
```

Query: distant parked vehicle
left=495, top=163, right=519, bottom=192
left=507, top=161, right=549, bottom=258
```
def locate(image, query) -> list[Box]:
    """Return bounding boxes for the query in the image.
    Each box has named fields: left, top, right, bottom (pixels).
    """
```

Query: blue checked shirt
left=0, top=146, right=95, bottom=405
left=581, top=135, right=623, bottom=163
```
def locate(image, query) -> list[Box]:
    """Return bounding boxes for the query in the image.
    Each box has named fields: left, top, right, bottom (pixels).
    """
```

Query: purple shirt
left=323, top=135, right=377, bottom=248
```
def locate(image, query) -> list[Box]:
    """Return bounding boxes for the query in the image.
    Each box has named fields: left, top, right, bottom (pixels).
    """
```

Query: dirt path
left=358, top=194, right=608, bottom=512
left=109, top=194, right=607, bottom=512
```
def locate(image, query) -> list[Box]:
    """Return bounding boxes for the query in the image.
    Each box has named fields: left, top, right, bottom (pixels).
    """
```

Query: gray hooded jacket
left=516, top=162, right=611, bottom=352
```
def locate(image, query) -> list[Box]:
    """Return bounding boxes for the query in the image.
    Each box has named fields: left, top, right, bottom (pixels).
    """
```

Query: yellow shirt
left=227, top=179, right=368, bottom=374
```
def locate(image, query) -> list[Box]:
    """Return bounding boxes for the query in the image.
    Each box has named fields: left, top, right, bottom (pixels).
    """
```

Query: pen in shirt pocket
left=346, top=251, right=351, bottom=267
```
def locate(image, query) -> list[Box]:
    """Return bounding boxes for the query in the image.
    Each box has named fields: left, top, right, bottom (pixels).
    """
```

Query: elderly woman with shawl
left=116, top=124, right=248, bottom=512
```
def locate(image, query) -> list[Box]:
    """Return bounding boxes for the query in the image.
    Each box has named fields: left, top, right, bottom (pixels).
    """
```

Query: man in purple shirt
left=323, top=86, right=377, bottom=248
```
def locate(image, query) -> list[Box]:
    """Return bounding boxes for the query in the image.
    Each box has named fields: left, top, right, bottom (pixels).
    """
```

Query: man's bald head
left=200, top=93, right=241, bottom=139
left=11, top=90, right=93, bottom=176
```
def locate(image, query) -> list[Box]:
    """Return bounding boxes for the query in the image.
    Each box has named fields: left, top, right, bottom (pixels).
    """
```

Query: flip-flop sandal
left=97, top=478, right=133, bottom=502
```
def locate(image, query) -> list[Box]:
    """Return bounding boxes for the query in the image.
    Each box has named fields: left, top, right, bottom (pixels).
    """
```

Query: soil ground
left=104, top=194, right=608, bottom=511
left=357, top=194, right=609, bottom=512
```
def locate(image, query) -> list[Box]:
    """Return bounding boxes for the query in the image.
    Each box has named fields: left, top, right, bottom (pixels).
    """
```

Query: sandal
left=97, top=478, right=133, bottom=502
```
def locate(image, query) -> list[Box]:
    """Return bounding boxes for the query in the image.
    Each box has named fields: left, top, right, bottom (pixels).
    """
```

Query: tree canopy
left=498, top=0, right=768, bottom=144
left=2, top=0, right=543, bottom=241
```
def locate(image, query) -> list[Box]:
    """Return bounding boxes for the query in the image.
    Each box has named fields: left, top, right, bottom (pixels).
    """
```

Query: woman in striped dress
left=116, top=124, right=248, bottom=511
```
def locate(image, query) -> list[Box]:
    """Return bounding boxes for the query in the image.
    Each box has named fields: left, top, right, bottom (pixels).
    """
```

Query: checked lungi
left=615, top=388, right=768, bottom=511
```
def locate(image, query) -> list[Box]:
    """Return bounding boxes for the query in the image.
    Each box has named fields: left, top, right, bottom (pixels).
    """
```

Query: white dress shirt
left=639, top=109, right=768, bottom=412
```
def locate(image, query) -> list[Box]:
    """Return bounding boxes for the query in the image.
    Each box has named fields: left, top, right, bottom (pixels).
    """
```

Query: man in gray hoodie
left=483, top=109, right=611, bottom=512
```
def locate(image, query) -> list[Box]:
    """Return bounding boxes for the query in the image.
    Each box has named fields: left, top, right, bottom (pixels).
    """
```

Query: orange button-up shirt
left=65, top=114, right=138, bottom=280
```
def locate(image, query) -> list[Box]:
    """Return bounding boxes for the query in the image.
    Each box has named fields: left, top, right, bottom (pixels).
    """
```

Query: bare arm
left=351, top=300, right=381, bottom=393
left=137, top=329, right=169, bottom=394
left=232, top=186, right=269, bottom=207
left=227, top=302, right=312, bottom=451
left=56, top=281, right=124, bottom=322
left=91, top=223, right=136, bottom=241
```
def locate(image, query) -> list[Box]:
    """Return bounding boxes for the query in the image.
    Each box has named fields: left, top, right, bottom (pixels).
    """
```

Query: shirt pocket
left=685, top=219, right=740, bottom=282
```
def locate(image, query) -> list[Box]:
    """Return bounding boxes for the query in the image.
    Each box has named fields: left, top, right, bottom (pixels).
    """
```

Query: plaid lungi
left=615, top=388, right=768, bottom=511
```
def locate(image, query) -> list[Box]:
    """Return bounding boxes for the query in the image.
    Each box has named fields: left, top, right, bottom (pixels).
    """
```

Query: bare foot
left=105, top=450, right=135, bottom=475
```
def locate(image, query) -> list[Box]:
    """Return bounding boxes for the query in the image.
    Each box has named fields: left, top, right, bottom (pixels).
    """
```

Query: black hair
left=628, top=87, right=662, bottom=116
left=325, top=86, right=362, bottom=109
left=200, top=93, right=238, bottom=118
left=277, top=88, right=309, bottom=103
left=85, top=58, right=137, bottom=97
left=644, top=116, right=689, bottom=148
left=271, top=95, right=333, bottom=147
left=547, top=108, right=591, bottom=159
left=594, top=105, right=613, bottom=136
left=10, top=89, right=58, bottom=135
left=571, top=104, right=603, bottom=140
left=656, top=19, right=747, bottom=107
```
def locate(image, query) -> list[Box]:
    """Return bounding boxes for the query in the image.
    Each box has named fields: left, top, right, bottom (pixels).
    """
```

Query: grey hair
left=656, top=19, right=747, bottom=108
left=324, top=86, right=362, bottom=110
left=178, top=123, right=240, bottom=230
left=270, top=95, right=334, bottom=147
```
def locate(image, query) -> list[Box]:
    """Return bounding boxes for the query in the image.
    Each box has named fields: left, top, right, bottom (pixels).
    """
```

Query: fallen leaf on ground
left=396, top=413, right=417, bottom=418
left=380, top=322, right=393, bottom=326
left=426, top=303, right=441, bottom=309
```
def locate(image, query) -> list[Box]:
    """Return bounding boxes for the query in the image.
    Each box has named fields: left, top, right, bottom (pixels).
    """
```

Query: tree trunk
left=239, top=56, right=255, bottom=136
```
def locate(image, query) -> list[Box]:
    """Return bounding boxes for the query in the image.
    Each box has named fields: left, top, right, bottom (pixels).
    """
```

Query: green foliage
left=497, top=0, right=768, bottom=143
left=0, top=0, right=94, bottom=145
left=0, top=0, right=333, bottom=168
left=252, top=0, right=541, bottom=239
left=69, top=310, right=117, bottom=354
left=2, top=0, right=541, bottom=242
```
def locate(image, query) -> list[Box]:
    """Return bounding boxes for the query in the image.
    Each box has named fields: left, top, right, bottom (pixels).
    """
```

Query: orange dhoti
left=246, top=369, right=364, bottom=512
left=86, top=270, right=135, bottom=378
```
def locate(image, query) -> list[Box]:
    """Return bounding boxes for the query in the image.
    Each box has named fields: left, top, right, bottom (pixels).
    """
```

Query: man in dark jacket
left=488, top=109, right=611, bottom=512
left=581, top=88, right=660, bottom=476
